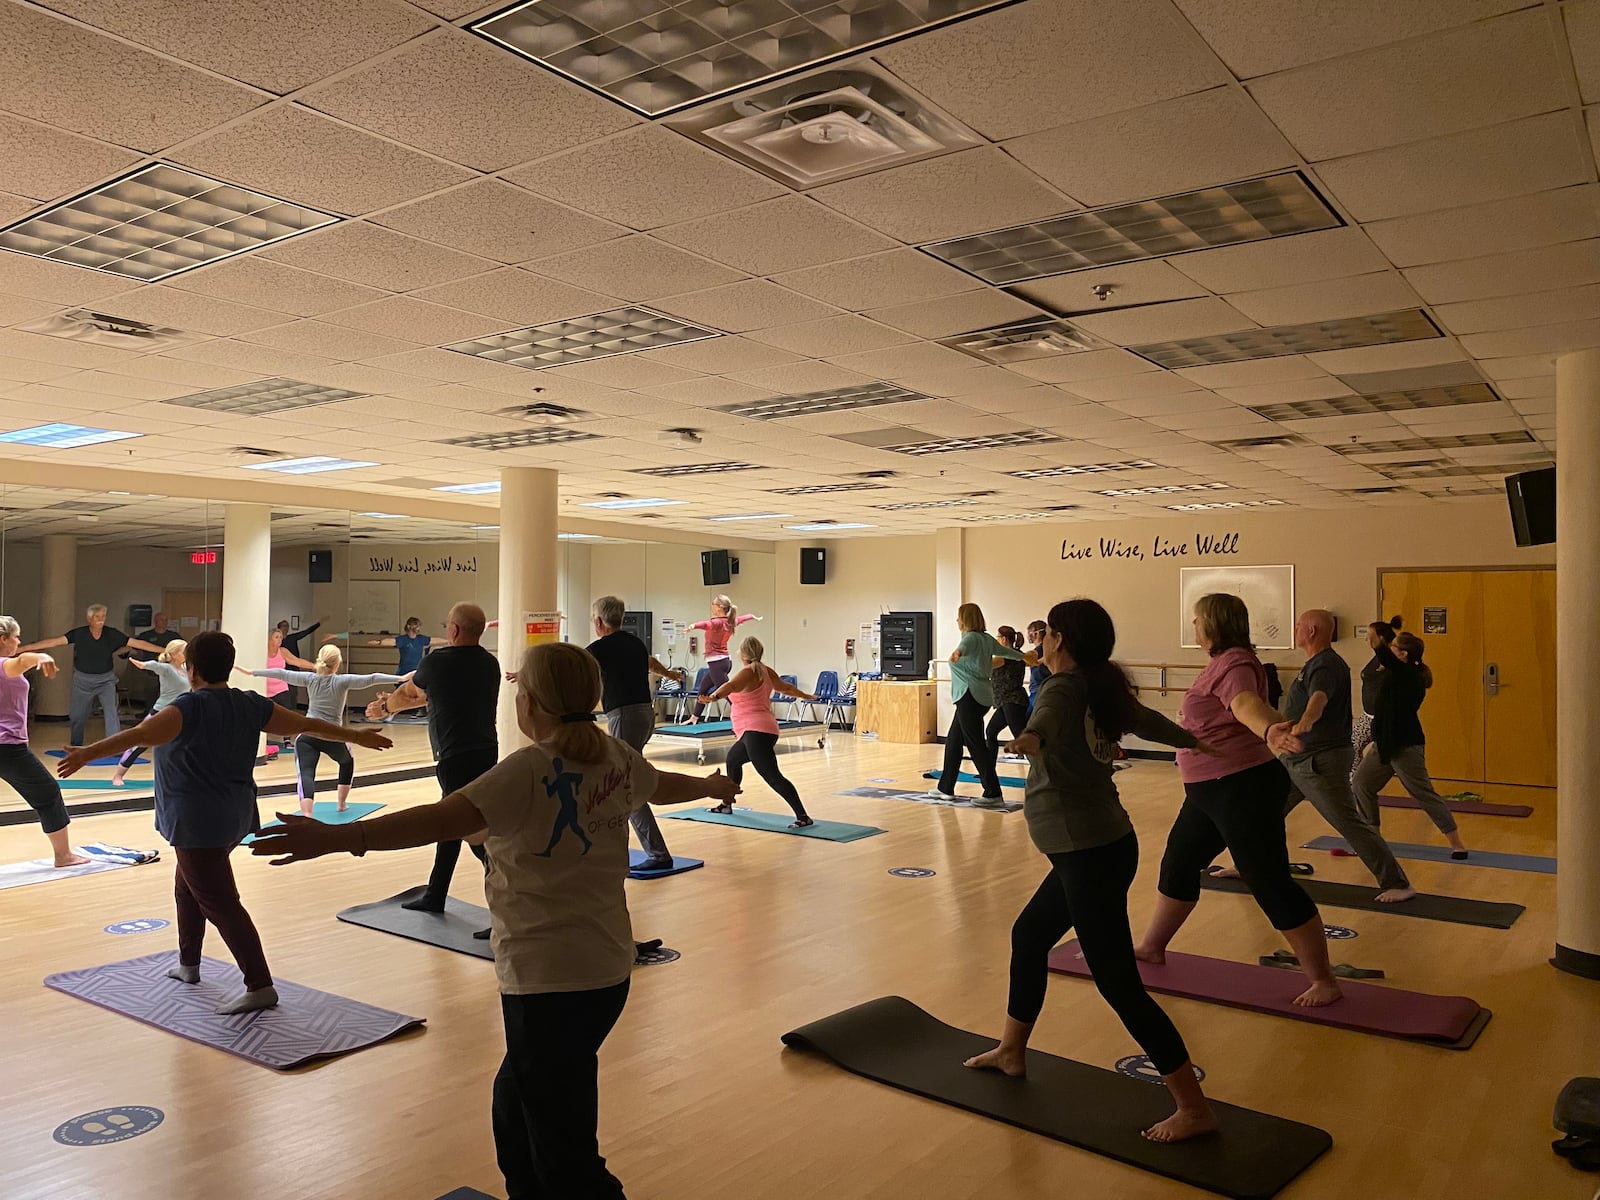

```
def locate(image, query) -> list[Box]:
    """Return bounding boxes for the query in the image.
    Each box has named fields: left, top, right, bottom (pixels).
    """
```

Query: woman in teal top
left=928, top=603, right=1030, bottom=808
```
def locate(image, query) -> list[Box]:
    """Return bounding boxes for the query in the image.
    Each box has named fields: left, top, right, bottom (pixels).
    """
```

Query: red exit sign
left=190, top=550, right=217, bottom=565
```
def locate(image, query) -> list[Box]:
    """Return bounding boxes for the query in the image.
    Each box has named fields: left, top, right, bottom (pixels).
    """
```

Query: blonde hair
left=158, top=639, right=186, bottom=664
left=738, top=636, right=764, bottom=664
left=316, top=643, right=343, bottom=673
left=957, top=602, right=985, bottom=633
left=517, top=643, right=605, bottom=763
left=0, top=615, right=19, bottom=639
left=713, top=594, right=736, bottom=624
left=1194, top=593, right=1253, bottom=656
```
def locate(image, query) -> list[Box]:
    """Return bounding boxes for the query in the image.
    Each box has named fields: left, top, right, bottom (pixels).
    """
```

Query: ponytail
left=1048, top=599, right=1140, bottom=740
left=516, top=643, right=606, bottom=763
left=714, top=594, right=737, bottom=630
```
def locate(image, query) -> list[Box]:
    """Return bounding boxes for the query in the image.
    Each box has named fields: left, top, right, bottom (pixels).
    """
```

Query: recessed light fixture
left=471, top=0, right=1020, bottom=118
left=0, top=163, right=336, bottom=282
left=0, top=423, right=140, bottom=448
left=710, top=512, right=792, bottom=521
left=166, top=377, right=368, bottom=417
left=1210, top=434, right=1310, bottom=450
left=1332, top=431, right=1537, bottom=456
left=870, top=498, right=978, bottom=510
left=940, top=316, right=1100, bottom=364
left=359, top=512, right=408, bottom=519
left=958, top=511, right=1061, bottom=522
left=580, top=497, right=686, bottom=510
left=1167, top=499, right=1287, bottom=511
left=243, top=456, right=377, bottom=475
left=434, top=481, right=502, bottom=495
left=1008, top=460, right=1158, bottom=479
left=1097, top=483, right=1230, bottom=497
left=1250, top=382, right=1501, bottom=423
left=878, top=429, right=1061, bottom=456
left=787, top=521, right=874, bottom=531
left=767, top=482, right=888, bottom=496
left=446, top=307, right=719, bottom=370
left=558, top=532, right=597, bottom=539
left=1381, top=460, right=1549, bottom=479
left=923, top=172, right=1340, bottom=286
left=1130, top=309, right=1443, bottom=370
left=632, top=462, right=763, bottom=477
left=714, top=381, right=929, bottom=420
left=441, top=428, right=601, bottom=451
left=1416, top=485, right=1503, bottom=498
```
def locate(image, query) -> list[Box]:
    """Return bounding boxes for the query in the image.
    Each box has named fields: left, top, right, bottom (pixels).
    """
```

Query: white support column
left=1555, top=349, right=1600, bottom=979
left=496, top=468, right=559, bottom=751
left=36, top=533, right=76, bottom=718
left=933, top=525, right=965, bottom=734
left=221, top=503, right=271, bottom=702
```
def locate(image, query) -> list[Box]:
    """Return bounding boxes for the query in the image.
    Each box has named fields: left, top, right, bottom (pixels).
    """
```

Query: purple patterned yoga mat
left=1048, top=941, right=1487, bottom=1047
left=45, top=951, right=424, bottom=1070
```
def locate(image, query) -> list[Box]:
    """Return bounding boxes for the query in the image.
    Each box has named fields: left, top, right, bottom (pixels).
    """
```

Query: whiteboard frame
left=1180, top=565, right=1296, bottom=650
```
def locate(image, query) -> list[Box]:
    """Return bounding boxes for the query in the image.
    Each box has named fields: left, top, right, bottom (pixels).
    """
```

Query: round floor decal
left=104, top=919, right=170, bottom=935
left=634, top=947, right=681, bottom=967
left=1323, top=924, right=1358, bottom=940
left=888, top=867, right=936, bottom=878
left=53, top=1107, right=164, bottom=1146
left=1114, top=1056, right=1205, bottom=1084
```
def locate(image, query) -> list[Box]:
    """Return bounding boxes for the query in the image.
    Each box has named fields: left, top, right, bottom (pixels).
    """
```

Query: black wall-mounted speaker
left=801, top=547, right=826, bottom=585
left=309, top=549, right=333, bottom=583
left=1505, top=466, right=1556, bottom=547
left=701, top=549, right=731, bottom=587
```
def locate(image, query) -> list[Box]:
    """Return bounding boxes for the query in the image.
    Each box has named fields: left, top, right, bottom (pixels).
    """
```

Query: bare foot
left=1376, top=887, right=1416, bottom=903
left=166, top=964, right=201, bottom=984
left=215, top=986, right=278, bottom=1015
left=963, top=1043, right=1026, bottom=1077
left=110, top=773, right=127, bottom=788
left=54, top=853, right=92, bottom=867
left=1209, top=865, right=1241, bottom=879
left=1133, top=943, right=1166, bottom=966
left=336, top=804, right=348, bottom=813
left=1143, top=1106, right=1220, bottom=1143
left=1293, top=980, right=1343, bottom=1007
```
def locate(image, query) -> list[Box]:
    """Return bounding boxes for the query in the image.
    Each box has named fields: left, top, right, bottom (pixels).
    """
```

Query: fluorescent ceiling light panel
left=870, top=429, right=1059, bottom=456
left=923, top=172, right=1339, bottom=286
left=787, top=521, right=873, bottom=531
left=714, top=380, right=929, bottom=420
left=870, top=498, right=977, bottom=510
left=767, top=481, right=888, bottom=495
left=446, top=306, right=719, bottom=370
left=1415, top=486, right=1502, bottom=498
left=471, top=0, right=1020, bottom=118
left=1167, top=499, right=1287, bottom=511
left=580, top=497, right=685, bottom=509
left=441, top=428, right=601, bottom=450
left=939, top=316, right=1100, bottom=364
left=0, top=423, right=140, bottom=448
left=166, top=377, right=367, bottom=417
left=1250, top=382, right=1501, bottom=423
left=1008, top=460, right=1158, bottom=479
left=1130, top=309, right=1443, bottom=370
left=0, top=164, right=335, bottom=283
left=1332, top=431, right=1537, bottom=456
left=1096, top=483, right=1230, bottom=497
left=710, top=512, right=792, bottom=521
left=434, top=481, right=502, bottom=494
left=1381, top=461, right=1549, bottom=479
left=244, top=456, right=377, bottom=474
left=359, top=512, right=408, bottom=519
left=558, top=532, right=596, bottom=539
left=632, top=462, right=762, bottom=477
left=958, top=511, right=1062, bottom=521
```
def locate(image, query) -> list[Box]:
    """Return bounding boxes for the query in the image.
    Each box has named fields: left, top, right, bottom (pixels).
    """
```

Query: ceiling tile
left=1248, top=10, right=1565, bottom=162
left=413, top=268, right=619, bottom=326
left=744, top=316, right=916, bottom=358
left=1174, top=357, right=1331, bottom=388
left=1013, top=260, right=1211, bottom=314
left=302, top=30, right=638, bottom=171
left=1173, top=0, right=1528, bottom=77
left=541, top=357, right=702, bottom=391
left=163, top=337, right=337, bottom=377
left=41, top=0, right=434, bottom=95
left=0, top=192, right=35, bottom=226
left=372, top=179, right=625, bottom=264
left=811, top=148, right=1072, bottom=244
left=634, top=337, right=801, bottom=375
left=1402, top=239, right=1600, bottom=304
left=878, top=0, right=1229, bottom=140
left=1006, top=347, right=1162, bottom=383
left=85, top=284, right=287, bottom=338
left=0, top=355, right=82, bottom=384
left=174, top=104, right=472, bottom=218
left=1304, top=339, right=1467, bottom=374
left=653, top=197, right=897, bottom=276
left=1065, top=373, right=1214, bottom=404
left=1223, top=272, right=1424, bottom=326
left=318, top=296, right=508, bottom=344
left=1459, top=319, right=1600, bottom=359
left=637, top=378, right=779, bottom=408
left=1070, top=297, right=1256, bottom=346
left=1170, top=227, right=1392, bottom=293
left=1213, top=377, right=1358, bottom=406
left=0, top=4, right=260, bottom=152
left=99, top=355, right=262, bottom=390
left=0, top=294, right=64, bottom=327
left=1432, top=284, right=1600, bottom=336
left=528, top=236, right=745, bottom=304
left=0, top=252, right=130, bottom=308
left=239, top=318, right=418, bottom=361
left=653, top=280, right=838, bottom=334
left=1314, top=112, right=1591, bottom=222
left=1362, top=186, right=1600, bottom=268
left=1566, top=1, right=1600, bottom=105
left=774, top=250, right=983, bottom=311
left=1004, top=87, right=1296, bottom=207
left=262, top=222, right=495, bottom=292
left=866, top=290, right=1045, bottom=339
left=0, top=112, right=141, bottom=204
left=165, top=257, right=387, bottom=317
left=723, top=361, right=875, bottom=395
left=826, top=343, right=976, bottom=379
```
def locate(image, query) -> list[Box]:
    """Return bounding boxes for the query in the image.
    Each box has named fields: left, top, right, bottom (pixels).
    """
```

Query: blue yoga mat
left=627, top=850, right=705, bottom=879
left=922, top=769, right=1027, bottom=789
left=47, top=751, right=147, bottom=768
left=1303, top=835, right=1555, bottom=875
left=655, top=720, right=816, bottom=738
left=246, top=801, right=385, bottom=843
left=661, top=807, right=883, bottom=842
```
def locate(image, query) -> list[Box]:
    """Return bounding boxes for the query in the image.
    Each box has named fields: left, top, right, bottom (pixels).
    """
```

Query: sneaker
left=637, top=855, right=673, bottom=872
left=924, top=788, right=956, bottom=802
left=971, top=794, right=1007, bottom=809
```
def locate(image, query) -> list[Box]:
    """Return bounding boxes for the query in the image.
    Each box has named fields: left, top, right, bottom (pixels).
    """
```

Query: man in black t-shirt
left=588, top=595, right=685, bottom=871
left=23, top=604, right=167, bottom=745
left=367, top=602, right=501, bottom=914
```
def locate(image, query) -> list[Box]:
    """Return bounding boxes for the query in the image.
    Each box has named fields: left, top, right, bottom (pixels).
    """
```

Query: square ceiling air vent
left=939, top=316, right=1100, bottom=364
left=1129, top=309, right=1443, bottom=370
left=18, top=309, right=207, bottom=353
left=447, top=307, right=719, bottom=370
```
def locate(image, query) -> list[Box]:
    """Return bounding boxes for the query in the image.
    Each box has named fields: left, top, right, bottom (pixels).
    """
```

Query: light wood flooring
left=2, top=729, right=1593, bottom=1200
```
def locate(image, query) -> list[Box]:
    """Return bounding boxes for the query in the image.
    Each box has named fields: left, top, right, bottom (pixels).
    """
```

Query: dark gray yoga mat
left=1199, top=872, right=1524, bottom=929
left=337, top=886, right=493, bottom=960
left=1303, top=835, right=1556, bottom=875
left=783, top=996, right=1330, bottom=1200
left=44, top=951, right=423, bottom=1069
left=433, top=1190, right=496, bottom=1200
left=840, top=785, right=1022, bottom=814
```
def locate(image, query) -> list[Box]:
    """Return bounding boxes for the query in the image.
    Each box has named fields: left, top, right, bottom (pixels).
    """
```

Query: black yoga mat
left=434, top=1190, right=495, bottom=1200
left=1199, top=873, right=1524, bottom=929
left=336, top=886, right=492, bottom=960
left=782, top=996, right=1330, bottom=1200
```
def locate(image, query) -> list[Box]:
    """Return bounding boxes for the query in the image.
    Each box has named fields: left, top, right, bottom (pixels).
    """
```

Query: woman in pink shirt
left=702, top=637, right=816, bottom=828
left=1133, top=593, right=1342, bottom=1008
left=262, top=627, right=315, bottom=750
left=687, top=594, right=760, bottom=723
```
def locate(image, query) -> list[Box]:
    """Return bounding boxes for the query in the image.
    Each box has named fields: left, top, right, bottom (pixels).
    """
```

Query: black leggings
left=1156, top=757, right=1319, bottom=930
left=295, top=735, right=354, bottom=802
left=985, top=702, right=1030, bottom=752
left=725, top=731, right=807, bottom=819
left=0, top=743, right=70, bottom=835
left=118, top=744, right=147, bottom=770
left=938, top=693, right=1001, bottom=797
left=421, top=748, right=498, bottom=904
left=1009, top=832, right=1188, bottom=1076
left=691, top=658, right=732, bottom=719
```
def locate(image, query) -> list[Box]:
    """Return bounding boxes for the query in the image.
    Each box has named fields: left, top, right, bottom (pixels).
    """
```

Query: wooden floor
left=2, top=729, right=1593, bottom=1200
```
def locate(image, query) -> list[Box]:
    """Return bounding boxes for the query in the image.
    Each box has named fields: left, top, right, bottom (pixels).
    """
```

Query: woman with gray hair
left=21, top=605, right=167, bottom=747
left=0, top=615, right=89, bottom=866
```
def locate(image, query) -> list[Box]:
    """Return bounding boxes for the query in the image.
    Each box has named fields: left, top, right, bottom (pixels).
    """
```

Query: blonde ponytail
left=517, top=642, right=605, bottom=763
left=159, top=638, right=186, bottom=664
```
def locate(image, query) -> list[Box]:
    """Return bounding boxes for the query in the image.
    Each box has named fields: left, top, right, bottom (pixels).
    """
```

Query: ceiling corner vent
left=18, top=309, right=207, bottom=352
left=491, top=402, right=585, bottom=423
left=231, top=446, right=285, bottom=459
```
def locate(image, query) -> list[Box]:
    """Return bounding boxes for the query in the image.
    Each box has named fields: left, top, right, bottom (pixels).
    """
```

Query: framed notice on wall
left=1180, top=565, right=1296, bottom=650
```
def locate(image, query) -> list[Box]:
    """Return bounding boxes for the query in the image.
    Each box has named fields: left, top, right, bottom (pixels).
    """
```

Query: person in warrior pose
left=21, top=605, right=169, bottom=746
left=112, top=639, right=189, bottom=787
left=701, top=637, right=816, bottom=828
left=0, top=616, right=90, bottom=867
left=686, top=595, right=760, bottom=723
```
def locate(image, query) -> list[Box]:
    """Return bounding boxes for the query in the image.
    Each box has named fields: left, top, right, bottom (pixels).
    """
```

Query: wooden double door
left=1379, top=569, right=1556, bottom=787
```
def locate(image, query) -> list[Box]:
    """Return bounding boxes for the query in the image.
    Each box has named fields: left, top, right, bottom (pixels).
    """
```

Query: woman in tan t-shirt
left=253, top=641, right=738, bottom=1199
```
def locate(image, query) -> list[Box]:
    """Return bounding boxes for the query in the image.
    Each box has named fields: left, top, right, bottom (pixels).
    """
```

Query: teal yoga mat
left=47, top=751, right=147, bottom=767
left=1304, top=835, right=1555, bottom=875
left=923, top=769, right=1026, bottom=789
left=58, top=779, right=153, bottom=792
left=246, top=801, right=385, bottom=843
left=655, top=720, right=816, bottom=737
left=661, top=807, right=883, bottom=842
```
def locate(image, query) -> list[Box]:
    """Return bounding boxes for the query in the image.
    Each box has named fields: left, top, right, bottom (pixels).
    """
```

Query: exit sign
left=190, top=550, right=217, bottom=565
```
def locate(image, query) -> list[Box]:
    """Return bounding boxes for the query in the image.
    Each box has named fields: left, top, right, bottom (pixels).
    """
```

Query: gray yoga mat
left=44, top=951, right=423, bottom=1069
left=1303, top=835, right=1556, bottom=875
left=661, top=807, right=885, bottom=841
left=337, top=886, right=493, bottom=960
left=1199, top=872, right=1524, bottom=929
left=783, top=996, right=1330, bottom=1199
left=840, top=786, right=1022, bottom=814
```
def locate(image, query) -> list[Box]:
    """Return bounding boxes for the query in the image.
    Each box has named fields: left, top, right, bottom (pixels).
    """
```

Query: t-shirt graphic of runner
left=537, top=757, right=591, bottom=856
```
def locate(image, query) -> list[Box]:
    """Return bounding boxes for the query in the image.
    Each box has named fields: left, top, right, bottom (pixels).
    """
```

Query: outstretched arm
left=647, top=656, right=684, bottom=681
left=61, top=707, right=184, bottom=774
left=368, top=679, right=427, bottom=718
left=18, top=635, right=68, bottom=653
left=648, top=769, right=739, bottom=807
left=282, top=649, right=316, bottom=669
left=366, top=637, right=396, bottom=648
left=1229, top=692, right=1302, bottom=756
left=126, top=637, right=168, bottom=656
left=3, top=652, right=58, bottom=679
left=263, top=706, right=392, bottom=750
left=253, top=792, right=486, bottom=864
left=736, top=613, right=761, bottom=625
left=768, top=674, right=815, bottom=701
left=705, top=666, right=758, bottom=703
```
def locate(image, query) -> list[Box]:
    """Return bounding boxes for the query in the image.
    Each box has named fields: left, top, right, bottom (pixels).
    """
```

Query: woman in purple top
left=0, top=615, right=89, bottom=867
left=1133, top=593, right=1342, bottom=1008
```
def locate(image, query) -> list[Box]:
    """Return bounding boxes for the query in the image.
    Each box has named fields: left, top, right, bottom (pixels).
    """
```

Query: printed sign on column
left=524, top=612, right=561, bottom=648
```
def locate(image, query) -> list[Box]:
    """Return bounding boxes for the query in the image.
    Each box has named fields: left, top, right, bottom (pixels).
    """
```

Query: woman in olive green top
left=927, top=603, right=1031, bottom=807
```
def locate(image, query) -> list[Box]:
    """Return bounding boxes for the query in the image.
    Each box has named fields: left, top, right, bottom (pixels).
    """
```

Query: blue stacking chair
left=769, top=673, right=799, bottom=721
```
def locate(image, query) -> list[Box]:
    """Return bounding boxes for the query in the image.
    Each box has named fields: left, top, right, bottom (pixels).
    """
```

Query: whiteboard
left=348, top=580, right=401, bottom=634
left=1180, top=565, right=1295, bottom=650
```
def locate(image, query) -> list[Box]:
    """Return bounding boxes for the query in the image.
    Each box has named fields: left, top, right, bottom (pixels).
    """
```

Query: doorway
left=162, top=587, right=222, bottom=641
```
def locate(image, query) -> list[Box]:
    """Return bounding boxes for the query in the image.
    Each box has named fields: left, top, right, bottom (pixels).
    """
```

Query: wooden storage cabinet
left=855, top=680, right=938, bottom=744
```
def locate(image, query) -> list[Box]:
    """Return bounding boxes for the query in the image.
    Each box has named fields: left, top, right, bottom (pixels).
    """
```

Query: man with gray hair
left=587, top=595, right=685, bottom=872
left=1282, top=609, right=1415, bottom=903
left=23, top=605, right=168, bottom=746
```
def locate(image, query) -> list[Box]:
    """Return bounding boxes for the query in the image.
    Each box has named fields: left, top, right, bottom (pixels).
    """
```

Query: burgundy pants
left=174, top=846, right=272, bottom=992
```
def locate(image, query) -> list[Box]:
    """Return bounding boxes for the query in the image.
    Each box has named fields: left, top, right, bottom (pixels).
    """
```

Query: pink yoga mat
left=1047, top=941, right=1488, bottom=1048
left=1379, top=795, right=1532, bottom=817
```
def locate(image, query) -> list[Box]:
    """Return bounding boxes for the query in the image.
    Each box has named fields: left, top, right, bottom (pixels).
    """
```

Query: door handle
left=1485, top=662, right=1499, bottom=696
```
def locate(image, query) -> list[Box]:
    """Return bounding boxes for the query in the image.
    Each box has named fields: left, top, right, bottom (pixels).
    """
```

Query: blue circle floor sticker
left=105, top=918, right=170, bottom=936
left=54, top=1107, right=164, bottom=1146
left=1323, top=924, right=1358, bottom=940
left=1115, top=1056, right=1205, bottom=1085
left=888, top=867, right=936, bottom=878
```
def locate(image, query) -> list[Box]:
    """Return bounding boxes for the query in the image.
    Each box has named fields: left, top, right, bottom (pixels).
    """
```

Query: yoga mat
left=654, top=719, right=817, bottom=737
left=337, top=886, right=493, bottom=960
left=1303, top=835, right=1555, bottom=875
left=841, top=785, right=1021, bottom=814
left=1379, top=795, right=1531, bottom=818
left=628, top=849, right=705, bottom=879
left=1049, top=941, right=1489, bottom=1049
left=0, top=842, right=157, bottom=891
left=1199, top=872, right=1524, bottom=929
left=434, top=1191, right=495, bottom=1200
left=922, top=769, right=1027, bottom=789
left=783, top=996, right=1330, bottom=1200
left=57, top=778, right=152, bottom=792
left=44, top=951, right=424, bottom=1069
left=46, top=751, right=147, bottom=767
left=661, top=807, right=884, bottom=842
